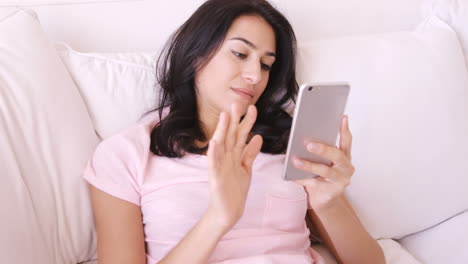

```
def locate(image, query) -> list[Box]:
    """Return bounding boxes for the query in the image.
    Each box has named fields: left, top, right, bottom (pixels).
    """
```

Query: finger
left=242, top=134, right=263, bottom=171
left=293, top=158, right=345, bottom=183
left=294, top=177, right=326, bottom=188
left=225, top=103, right=242, bottom=150
left=339, top=115, right=353, bottom=159
left=306, top=141, right=348, bottom=169
left=207, top=139, right=219, bottom=171
left=236, top=105, right=257, bottom=149
left=211, top=112, right=229, bottom=151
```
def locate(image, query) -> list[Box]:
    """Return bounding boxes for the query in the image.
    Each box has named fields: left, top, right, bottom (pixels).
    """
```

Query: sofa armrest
left=377, top=239, right=421, bottom=264
left=399, top=210, right=468, bottom=264
left=310, top=239, right=421, bottom=264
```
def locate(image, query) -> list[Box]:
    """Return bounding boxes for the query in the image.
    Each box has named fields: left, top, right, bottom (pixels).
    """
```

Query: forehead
left=225, top=15, right=276, bottom=52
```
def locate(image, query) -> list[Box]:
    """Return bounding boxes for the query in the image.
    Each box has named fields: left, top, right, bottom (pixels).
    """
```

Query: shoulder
left=91, top=108, right=168, bottom=175
left=96, top=108, right=167, bottom=157
left=82, top=109, right=168, bottom=206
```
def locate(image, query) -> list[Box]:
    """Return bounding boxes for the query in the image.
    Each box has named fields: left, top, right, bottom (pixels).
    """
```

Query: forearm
left=157, top=211, right=228, bottom=264
left=309, top=195, right=385, bottom=264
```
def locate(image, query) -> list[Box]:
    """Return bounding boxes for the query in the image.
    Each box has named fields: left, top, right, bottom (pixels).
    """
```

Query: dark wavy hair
left=147, top=0, right=298, bottom=158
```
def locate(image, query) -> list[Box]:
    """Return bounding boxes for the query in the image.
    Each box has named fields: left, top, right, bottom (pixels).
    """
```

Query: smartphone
left=283, top=82, right=350, bottom=181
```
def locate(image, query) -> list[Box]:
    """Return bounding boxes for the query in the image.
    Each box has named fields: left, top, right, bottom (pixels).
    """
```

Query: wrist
left=202, top=210, right=232, bottom=237
left=310, top=196, right=345, bottom=217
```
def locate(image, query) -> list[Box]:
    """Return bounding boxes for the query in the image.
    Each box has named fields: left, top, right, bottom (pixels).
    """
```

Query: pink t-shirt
left=82, top=110, right=325, bottom=264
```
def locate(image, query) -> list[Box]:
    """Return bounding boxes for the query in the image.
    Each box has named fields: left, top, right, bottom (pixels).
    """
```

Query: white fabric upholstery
left=376, top=239, right=422, bottom=264
left=0, top=9, right=99, bottom=264
left=422, top=0, right=468, bottom=69
left=399, top=210, right=468, bottom=264
left=55, top=42, right=159, bottom=140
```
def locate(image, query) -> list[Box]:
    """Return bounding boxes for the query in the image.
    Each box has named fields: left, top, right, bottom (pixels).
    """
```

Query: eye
left=261, top=63, right=272, bottom=71
left=232, top=50, right=272, bottom=72
left=232, top=50, right=247, bottom=59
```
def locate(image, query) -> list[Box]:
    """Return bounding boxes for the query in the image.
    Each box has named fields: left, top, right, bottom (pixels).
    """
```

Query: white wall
left=278, top=0, right=423, bottom=42
left=0, top=0, right=424, bottom=52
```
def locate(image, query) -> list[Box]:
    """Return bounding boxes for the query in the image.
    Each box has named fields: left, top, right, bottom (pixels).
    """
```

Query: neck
left=196, top=103, right=221, bottom=148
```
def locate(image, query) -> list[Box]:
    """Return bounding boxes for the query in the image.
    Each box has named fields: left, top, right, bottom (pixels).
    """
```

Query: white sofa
left=1, top=1, right=467, bottom=263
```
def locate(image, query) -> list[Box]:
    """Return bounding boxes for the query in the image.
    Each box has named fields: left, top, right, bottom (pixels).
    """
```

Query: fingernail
left=293, top=158, right=303, bottom=167
left=307, top=143, right=319, bottom=152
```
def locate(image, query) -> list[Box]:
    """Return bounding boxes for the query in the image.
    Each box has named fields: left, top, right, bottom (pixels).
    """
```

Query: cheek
left=195, top=58, right=236, bottom=99
left=256, top=73, right=270, bottom=97
left=203, top=53, right=238, bottom=83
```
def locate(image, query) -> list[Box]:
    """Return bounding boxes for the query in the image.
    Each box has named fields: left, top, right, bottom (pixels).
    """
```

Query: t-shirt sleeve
left=82, top=134, right=142, bottom=206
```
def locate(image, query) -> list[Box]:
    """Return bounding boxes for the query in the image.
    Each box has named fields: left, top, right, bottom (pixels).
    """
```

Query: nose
left=241, top=60, right=262, bottom=85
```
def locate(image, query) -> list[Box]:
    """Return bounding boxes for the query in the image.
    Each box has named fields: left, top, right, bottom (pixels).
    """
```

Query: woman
left=83, top=0, right=385, bottom=263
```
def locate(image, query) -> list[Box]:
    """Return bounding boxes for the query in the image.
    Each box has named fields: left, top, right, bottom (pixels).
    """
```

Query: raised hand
left=205, top=103, right=263, bottom=231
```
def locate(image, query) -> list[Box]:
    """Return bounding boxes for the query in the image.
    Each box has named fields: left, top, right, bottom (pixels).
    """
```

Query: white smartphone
left=283, top=82, right=351, bottom=181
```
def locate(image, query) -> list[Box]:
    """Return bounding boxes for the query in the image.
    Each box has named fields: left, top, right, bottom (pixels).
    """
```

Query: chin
left=235, top=100, right=251, bottom=111
left=220, top=100, right=249, bottom=115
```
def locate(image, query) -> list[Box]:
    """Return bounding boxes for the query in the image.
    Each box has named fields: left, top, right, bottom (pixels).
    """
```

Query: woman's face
left=194, top=15, right=276, bottom=116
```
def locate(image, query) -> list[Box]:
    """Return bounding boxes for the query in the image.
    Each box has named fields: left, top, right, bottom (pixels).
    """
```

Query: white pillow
left=422, top=0, right=468, bottom=70
left=0, top=9, right=99, bottom=264
left=55, top=42, right=159, bottom=140
left=297, top=16, right=468, bottom=240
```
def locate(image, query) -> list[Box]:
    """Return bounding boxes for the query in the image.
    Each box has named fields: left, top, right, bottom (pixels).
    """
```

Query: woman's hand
left=206, top=103, right=263, bottom=231
left=292, top=115, right=355, bottom=213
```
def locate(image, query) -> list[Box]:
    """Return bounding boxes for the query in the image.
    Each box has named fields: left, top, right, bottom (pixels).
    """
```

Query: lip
left=231, top=88, right=254, bottom=98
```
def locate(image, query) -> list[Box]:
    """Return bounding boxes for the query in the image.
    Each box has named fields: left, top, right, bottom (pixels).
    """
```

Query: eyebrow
left=229, top=37, right=276, bottom=57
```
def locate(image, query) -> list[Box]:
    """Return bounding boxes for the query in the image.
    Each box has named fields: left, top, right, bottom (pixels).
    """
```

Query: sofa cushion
left=0, top=8, right=99, bottom=264
left=55, top=42, right=159, bottom=140
left=296, top=15, right=468, bottom=239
